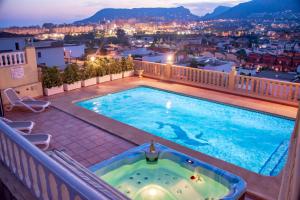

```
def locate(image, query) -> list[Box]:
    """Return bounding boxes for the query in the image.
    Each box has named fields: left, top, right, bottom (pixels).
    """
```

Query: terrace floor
left=4, top=77, right=298, bottom=200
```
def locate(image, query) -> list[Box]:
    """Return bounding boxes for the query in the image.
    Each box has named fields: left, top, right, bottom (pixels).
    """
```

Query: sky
left=0, top=0, right=247, bottom=28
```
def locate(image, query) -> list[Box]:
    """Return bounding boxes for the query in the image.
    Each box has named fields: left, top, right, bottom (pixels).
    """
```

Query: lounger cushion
left=17, top=100, right=50, bottom=107
left=23, top=134, right=51, bottom=144
left=5, top=121, right=34, bottom=130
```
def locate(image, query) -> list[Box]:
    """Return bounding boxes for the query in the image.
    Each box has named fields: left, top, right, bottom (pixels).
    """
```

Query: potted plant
left=95, top=58, right=111, bottom=83
left=81, top=62, right=97, bottom=87
left=42, top=66, right=64, bottom=96
left=63, top=64, right=82, bottom=91
left=122, top=57, right=135, bottom=78
left=110, top=59, right=123, bottom=80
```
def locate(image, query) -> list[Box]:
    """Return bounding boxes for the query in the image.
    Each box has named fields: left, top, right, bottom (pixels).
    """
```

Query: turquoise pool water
left=77, top=86, right=294, bottom=176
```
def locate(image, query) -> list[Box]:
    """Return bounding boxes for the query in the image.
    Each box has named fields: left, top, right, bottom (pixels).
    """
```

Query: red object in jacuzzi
left=190, top=175, right=196, bottom=180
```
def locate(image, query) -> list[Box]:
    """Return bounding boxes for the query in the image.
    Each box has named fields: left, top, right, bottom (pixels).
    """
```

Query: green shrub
left=81, top=62, right=96, bottom=80
left=42, top=66, right=63, bottom=89
left=120, top=57, right=134, bottom=72
left=95, top=58, right=110, bottom=76
left=63, top=64, right=81, bottom=84
left=110, top=59, right=122, bottom=74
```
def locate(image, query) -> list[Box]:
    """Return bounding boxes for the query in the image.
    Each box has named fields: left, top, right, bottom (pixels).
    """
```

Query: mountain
left=202, top=6, right=231, bottom=20
left=203, top=0, right=300, bottom=19
left=75, top=6, right=200, bottom=24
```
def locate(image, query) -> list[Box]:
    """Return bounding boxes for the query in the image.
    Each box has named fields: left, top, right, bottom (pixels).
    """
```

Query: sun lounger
left=22, top=134, right=52, bottom=151
left=0, top=117, right=35, bottom=133
left=3, top=88, right=50, bottom=113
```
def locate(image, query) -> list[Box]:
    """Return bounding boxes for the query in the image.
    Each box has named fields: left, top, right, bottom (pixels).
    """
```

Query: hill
left=75, top=6, right=200, bottom=24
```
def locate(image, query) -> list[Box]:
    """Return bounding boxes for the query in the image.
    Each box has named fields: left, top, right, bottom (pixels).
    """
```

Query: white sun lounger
left=17, top=131, right=52, bottom=151
left=3, top=88, right=50, bottom=113
left=0, top=117, right=35, bottom=133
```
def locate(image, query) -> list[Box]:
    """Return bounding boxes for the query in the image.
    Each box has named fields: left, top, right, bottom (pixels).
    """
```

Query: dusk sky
left=0, top=0, right=247, bottom=28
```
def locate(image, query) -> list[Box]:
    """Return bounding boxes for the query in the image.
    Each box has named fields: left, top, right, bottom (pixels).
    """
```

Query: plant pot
left=97, top=75, right=111, bottom=83
left=111, top=73, right=123, bottom=80
left=81, top=77, right=97, bottom=87
left=123, top=70, right=135, bottom=78
left=135, top=69, right=144, bottom=78
left=63, top=81, right=81, bottom=91
left=44, top=86, right=64, bottom=96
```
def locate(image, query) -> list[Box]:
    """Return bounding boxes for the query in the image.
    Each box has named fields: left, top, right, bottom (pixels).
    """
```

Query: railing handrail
left=236, top=74, right=299, bottom=85
left=0, top=51, right=25, bottom=55
left=171, top=64, right=230, bottom=75
left=0, top=120, right=111, bottom=200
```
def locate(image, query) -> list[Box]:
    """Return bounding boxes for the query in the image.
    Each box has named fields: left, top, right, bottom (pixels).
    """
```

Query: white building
left=0, top=32, right=32, bottom=52
left=33, top=40, right=66, bottom=68
left=35, top=46, right=65, bottom=68
left=63, top=44, right=85, bottom=59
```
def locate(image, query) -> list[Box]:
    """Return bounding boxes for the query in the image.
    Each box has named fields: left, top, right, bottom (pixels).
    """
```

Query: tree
left=236, top=49, right=247, bottom=62
left=190, top=59, right=198, bottom=68
left=116, top=29, right=129, bottom=46
left=42, top=23, right=55, bottom=29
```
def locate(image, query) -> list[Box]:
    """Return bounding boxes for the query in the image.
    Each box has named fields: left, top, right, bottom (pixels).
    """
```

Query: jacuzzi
left=90, top=143, right=247, bottom=200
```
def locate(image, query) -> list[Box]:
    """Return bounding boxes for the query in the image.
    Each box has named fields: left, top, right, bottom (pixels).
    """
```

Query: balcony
left=0, top=51, right=26, bottom=67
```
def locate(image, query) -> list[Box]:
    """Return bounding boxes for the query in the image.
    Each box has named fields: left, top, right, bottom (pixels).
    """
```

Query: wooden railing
left=0, top=121, right=127, bottom=200
left=134, top=60, right=300, bottom=106
left=0, top=51, right=26, bottom=67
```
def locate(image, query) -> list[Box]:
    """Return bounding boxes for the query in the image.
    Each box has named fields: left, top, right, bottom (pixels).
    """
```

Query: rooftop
left=4, top=77, right=297, bottom=200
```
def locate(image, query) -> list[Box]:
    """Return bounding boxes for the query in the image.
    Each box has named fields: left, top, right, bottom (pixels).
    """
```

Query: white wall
left=0, top=37, right=27, bottom=51
left=64, top=44, right=85, bottom=58
left=36, top=47, right=65, bottom=68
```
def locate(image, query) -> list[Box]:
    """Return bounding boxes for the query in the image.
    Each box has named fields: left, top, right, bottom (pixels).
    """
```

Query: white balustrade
left=0, top=51, right=26, bottom=67
left=134, top=60, right=300, bottom=106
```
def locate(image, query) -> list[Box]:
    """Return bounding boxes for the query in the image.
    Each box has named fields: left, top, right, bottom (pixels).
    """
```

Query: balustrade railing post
left=228, top=65, right=237, bottom=91
left=164, top=64, right=172, bottom=80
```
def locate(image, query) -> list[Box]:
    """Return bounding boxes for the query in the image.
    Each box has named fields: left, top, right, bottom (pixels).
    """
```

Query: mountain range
left=204, top=0, right=300, bottom=19
left=75, top=6, right=199, bottom=24
left=75, top=0, right=300, bottom=24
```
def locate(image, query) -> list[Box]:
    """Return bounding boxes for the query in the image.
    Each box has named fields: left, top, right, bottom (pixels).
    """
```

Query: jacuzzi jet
left=186, top=159, right=194, bottom=164
left=145, top=141, right=159, bottom=163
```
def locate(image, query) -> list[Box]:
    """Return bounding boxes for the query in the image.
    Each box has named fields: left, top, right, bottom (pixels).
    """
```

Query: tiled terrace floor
left=5, top=107, right=135, bottom=167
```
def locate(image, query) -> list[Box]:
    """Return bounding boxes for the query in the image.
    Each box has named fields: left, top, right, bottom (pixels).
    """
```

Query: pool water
left=97, top=159, right=229, bottom=200
left=77, top=86, right=294, bottom=176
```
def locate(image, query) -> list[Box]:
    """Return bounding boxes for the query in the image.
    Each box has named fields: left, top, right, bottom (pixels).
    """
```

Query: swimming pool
left=77, top=86, right=294, bottom=176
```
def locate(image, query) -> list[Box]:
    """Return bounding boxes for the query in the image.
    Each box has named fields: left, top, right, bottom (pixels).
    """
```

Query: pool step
left=259, top=140, right=289, bottom=176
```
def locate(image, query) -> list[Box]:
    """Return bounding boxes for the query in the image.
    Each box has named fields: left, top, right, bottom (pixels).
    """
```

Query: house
left=0, top=32, right=33, bottom=52
left=262, top=53, right=276, bottom=65
left=247, top=53, right=262, bottom=63
left=35, top=46, right=65, bottom=68
left=64, top=44, right=85, bottom=59
left=33, top=40, right=65, bottom=68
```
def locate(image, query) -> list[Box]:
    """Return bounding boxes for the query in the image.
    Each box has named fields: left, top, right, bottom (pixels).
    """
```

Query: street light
left=90, top=56, right=96, bottom=62
left=167, top=54, right=174, bottom=65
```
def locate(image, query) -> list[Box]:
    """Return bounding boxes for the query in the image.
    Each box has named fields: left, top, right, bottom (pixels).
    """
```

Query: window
left=15, top=42, right=20, bottom=50
left=38, top=52, right=42, bottom=58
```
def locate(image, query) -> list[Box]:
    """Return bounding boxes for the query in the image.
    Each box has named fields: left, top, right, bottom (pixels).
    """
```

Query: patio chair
left=0, top=117, right=35, bottom=133
left=17, top=131, right=52, bottom=151
left=3, top=88, right=50, bottom=113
